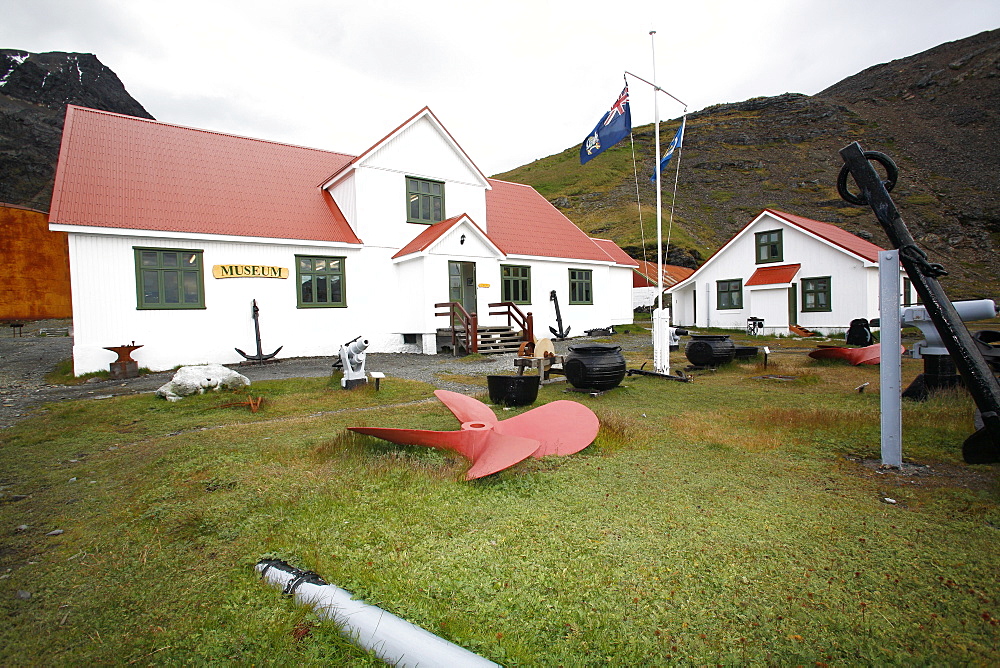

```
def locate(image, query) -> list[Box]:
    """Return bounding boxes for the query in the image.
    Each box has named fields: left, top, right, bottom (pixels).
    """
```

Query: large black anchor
left=235, top=299, right=283, bottom=364
left=549, top=290, right=571, bottom=340
left=838, top=142, right=1000, bottom=463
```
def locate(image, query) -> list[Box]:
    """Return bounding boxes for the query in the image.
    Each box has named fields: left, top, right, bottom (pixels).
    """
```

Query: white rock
left=155, top=364, right=250, bottom=402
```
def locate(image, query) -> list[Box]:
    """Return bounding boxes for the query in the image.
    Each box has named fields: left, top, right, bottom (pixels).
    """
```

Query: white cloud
left=2, top=0, right=999, bottom=174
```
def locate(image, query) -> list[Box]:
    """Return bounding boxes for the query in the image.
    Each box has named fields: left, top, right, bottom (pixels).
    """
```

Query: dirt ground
left=0, top=319, right=588, bottom=429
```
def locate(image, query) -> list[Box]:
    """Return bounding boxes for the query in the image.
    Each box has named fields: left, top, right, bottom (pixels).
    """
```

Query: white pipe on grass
left=256, top=560, right=500, bottom=668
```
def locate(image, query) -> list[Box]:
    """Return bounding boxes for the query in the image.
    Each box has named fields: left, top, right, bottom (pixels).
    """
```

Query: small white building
left=49, top=105, right=637, bottom=374
left=631, top=259, right=694, bottom=310
left=667, top=209, right=915, bottom=335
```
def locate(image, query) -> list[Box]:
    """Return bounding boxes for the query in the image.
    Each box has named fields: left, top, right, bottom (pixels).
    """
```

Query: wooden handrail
left=435, top=302, right=478, bottom=354
left=488, top=301, right=534, bottom=344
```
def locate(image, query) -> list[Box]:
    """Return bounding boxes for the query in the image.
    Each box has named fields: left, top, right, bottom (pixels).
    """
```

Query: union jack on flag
left=604, top=89, right=629, bottom=126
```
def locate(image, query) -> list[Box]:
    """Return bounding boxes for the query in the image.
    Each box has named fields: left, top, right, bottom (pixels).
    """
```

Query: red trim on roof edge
left=745, top=263, right=801, bottom=286
left=765, top=209, right=883, bottom=263
left=392, top=215, right=501, bottom=259
left=322, top=190, right=362, bottom=244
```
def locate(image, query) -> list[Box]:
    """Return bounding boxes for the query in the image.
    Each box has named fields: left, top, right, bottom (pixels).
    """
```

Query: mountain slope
left=0, top=50, right=153, bottom=210
left=494, top=29, right=1000, bottom=298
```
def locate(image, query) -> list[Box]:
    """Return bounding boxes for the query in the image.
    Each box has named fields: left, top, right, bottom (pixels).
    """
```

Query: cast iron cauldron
left=487, top=374, right=540, bottom=406
left=685, top=335, right=736, bottom=367
left=564, top=344, right=626, bottom=391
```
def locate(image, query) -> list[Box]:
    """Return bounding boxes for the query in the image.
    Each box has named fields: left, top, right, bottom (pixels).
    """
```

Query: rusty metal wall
left=0, top=204, right=72, bottom=320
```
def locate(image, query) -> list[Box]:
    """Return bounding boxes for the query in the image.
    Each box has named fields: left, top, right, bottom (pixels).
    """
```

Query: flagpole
left=649, top=30, right=668, bottom=375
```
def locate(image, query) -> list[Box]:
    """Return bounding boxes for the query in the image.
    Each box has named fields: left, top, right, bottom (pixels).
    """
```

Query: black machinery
left=837, top=143, right=1000, bottom=463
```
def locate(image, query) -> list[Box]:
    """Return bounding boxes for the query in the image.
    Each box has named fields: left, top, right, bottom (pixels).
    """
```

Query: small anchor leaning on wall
left=235, top=299, right=283, bottom=364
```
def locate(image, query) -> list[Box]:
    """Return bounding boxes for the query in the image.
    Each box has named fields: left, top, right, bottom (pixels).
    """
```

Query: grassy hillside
left=495, top=30, right=1000, bottom=299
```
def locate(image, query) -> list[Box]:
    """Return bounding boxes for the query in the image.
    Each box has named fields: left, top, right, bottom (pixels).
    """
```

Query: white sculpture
left=155, top=364, right=250, bottom=402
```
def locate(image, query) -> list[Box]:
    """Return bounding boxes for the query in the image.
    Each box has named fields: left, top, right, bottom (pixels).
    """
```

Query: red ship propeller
left=349, top=390, right=599, bottom=479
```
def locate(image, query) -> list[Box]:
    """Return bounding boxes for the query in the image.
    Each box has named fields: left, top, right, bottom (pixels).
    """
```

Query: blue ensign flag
left=580, top=87, right=631, bottom=165
left=650, top=118, right=685, bottom=183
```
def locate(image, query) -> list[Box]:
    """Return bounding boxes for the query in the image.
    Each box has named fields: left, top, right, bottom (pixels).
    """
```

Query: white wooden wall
left=668, top=213, right=886, bottom=334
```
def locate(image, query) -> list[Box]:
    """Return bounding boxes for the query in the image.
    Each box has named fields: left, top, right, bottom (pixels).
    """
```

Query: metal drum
left=487, top=374, right=540, bottom=406
left=685, top=335, right=736, bottom=367
left=564, top=344, right=626, bottom=391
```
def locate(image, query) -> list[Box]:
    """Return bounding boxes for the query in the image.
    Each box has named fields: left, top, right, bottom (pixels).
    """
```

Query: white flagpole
left=624, top=53, right=686, bottom=377
left=650, top=30, right=667, bottom=375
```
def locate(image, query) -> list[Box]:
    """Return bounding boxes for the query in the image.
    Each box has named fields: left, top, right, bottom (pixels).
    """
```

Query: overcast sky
left=3, top=0, right=999, bottom=175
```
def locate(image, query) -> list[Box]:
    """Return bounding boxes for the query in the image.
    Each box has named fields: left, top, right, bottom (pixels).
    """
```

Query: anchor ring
left=837, top=150, right=898, bottom=205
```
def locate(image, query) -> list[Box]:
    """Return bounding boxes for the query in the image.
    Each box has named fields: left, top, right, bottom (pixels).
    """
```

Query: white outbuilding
left=667, top=209, right=915, bottom=336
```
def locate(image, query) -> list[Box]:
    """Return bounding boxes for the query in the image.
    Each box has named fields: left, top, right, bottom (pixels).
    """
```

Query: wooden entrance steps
left=476, top=326, right=523, bottom=354
left=436, top=326, right=523, bottom=355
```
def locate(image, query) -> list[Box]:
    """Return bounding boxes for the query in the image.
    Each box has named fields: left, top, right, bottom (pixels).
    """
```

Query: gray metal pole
left=879, top=250, right=902, bottom=468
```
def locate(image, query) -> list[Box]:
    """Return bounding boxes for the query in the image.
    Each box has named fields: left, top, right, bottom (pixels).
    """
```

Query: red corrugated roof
left=767, top=209, right=883, bottom=262
left=392, top=215, right=496, bottom=259
left=485, top=179, right=612, bottom=262
left=49, top=106, right=625, bottom=265
left=632, top=260, right=694, bottom=287
left=745, top=263, right=801, bottom=286
left=50, top=105, right=361, bottom=243
left=591, top=238, right=639, bottom=266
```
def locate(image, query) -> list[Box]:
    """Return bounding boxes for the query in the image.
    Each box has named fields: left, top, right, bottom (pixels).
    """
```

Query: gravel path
left=0, top=320, right=642, bottom=429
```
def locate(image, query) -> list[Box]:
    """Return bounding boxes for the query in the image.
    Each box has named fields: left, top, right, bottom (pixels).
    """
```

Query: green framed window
left=902, top=277, right=921, bottom=306
left=568, top=269, right=593, bottom=305
left=501, top=265, right=531, bottom=304
left=801, top=276, right=831, bottom=312
left=717, top=279, right=743, bottom=310
left=296, top=256, right=346, bottom=308
left=406, top=177, right=444, bottom=223
left=134, top=247, right=204, bottom=309
left=755, top=229, right=783, bottom=264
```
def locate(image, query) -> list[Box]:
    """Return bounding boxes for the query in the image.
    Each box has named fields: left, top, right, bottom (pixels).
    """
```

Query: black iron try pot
left=685, top=335, right=737, bottom=367
left=487, top=374, right=540, bottom=406
left=564, top=344, right=626, bottom=391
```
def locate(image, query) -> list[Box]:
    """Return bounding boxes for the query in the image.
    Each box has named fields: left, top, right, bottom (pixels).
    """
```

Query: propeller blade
left=497, top=400, right=599, bottom=457
left=349, top=424, right=540, bottom=480
left=348, top=426, right=481, bottom=458
left=349, top=393, right=599, bottom=479
left=464, top=430, right=541, bottom=480
left=433, top=390, right=498, bottom=426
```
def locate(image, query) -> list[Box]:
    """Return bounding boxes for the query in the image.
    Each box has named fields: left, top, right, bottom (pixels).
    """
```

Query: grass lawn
left=1, top=337, right=998, bottom=665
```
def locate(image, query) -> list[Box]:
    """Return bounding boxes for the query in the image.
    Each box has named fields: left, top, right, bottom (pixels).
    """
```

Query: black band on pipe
left=256, top=558, right=328, bottom=595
